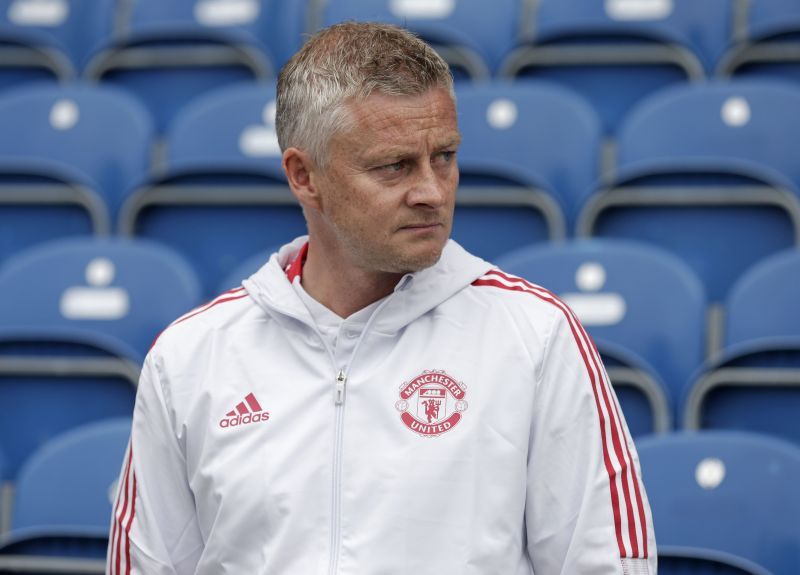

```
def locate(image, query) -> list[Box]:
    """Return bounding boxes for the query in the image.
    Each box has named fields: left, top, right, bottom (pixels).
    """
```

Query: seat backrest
left=0, top=326, right=138, bottom=478
left=12, top=418, right=131, bottom=530
left=120, top=0, right=269, bottom=49
left=744, top=0, right=800, bottom=43
left=455, top=81, right=601, bottom=226
left=0, top=444, right=7, bottom=533
left=263, top=0, right=308, bottom=71
left=0, top=83, right=154, bottom=220
left=717, top=0, right=800, bottom=84
left=86, top=0, right=274, bottom=133
left=0, top=237, right=202, bottom=356
left=617, top=79, right=800, bottom=191
left=504, top=0, right=732, bottom=134
left=528, top=0, right=731, bottom=73
left=582, top=79, right=800, bottom=303
left=681, top=248, right=800, bottom=444
left=0, top=0, right=118, bottom=72
left=495, top=239, right=706, bottom=414
left=166, top=80, right=283, bottom=174
left=725, top=249, right=800, bottom=348
left=318, top=0, right=521, bottom=77
left=122, top=81, right=303, bottom=297
left=658, top=546, right=775, bottom=575
left=679, top=250, right=800, bottom=445
left=637, top=431, right=800, bottom=574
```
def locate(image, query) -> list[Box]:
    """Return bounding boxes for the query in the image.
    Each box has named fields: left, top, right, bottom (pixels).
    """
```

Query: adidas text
left=219, top=412, right=270, bottom=428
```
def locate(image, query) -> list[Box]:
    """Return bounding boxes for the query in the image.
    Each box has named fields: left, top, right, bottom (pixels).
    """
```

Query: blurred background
left=0, top=0, right=798, bottom=573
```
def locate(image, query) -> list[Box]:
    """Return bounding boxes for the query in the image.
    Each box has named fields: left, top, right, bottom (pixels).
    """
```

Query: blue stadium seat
left=637, top=431, right=800, bottom=574
left=84, top=0, right=275, bottom=132
left=500, top=0, right=732, bottom=135
left=577, top=80, right=800, bottom=304
left=0, top=418, right=130, bottom=569
left=0, top=325, right=138, bottom=481
left=495, top=239, right=707, bottom=436
left=684, top=249, right=800, bottom=445
left=0, top=238, right=197, bottom=478
left=315, top=0, right=521, bottom=80
left=118, top=81, right=306, bottom=297
left=0, top=0, right=118, bottom=77
left=0, top=237, right=202, bottom=357
left=725, top=249, right=800, bottom=346
left=0, top=0, right=116, bottom=89
left=658, top=546, right=773, bottom=575
left=453, top=81, right=601, bottom=258
left=0, top=445, right=8, bottom=536
left=266, top=0, right=311, bottom=71
left=719, top=0, right=800, bottom=84
left=0, top=83, right=154, bottom=266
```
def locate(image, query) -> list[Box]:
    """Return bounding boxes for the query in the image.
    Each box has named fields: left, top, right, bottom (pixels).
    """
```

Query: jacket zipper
left=335, top=370, right=347, bottom=405
left=323, top=278, right=408, bottom=575
left=328, top=369, right=347, bottom=574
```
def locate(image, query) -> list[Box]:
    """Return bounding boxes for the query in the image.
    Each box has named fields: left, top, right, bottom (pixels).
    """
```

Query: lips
left=399, top=220, right=443, bottom=230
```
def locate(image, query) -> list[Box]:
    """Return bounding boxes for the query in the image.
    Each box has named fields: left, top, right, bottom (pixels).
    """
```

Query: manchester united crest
left=395, top=370, right=468, bottom=437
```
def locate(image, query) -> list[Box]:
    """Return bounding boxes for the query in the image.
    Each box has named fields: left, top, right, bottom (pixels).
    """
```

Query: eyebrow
left=364, top=136, right=462, bottom=161
left=438, top=136, right=462, bottom=149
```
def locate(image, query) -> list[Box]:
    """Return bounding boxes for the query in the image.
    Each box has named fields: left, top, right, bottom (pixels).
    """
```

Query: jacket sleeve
left=525, top=307, right=657, bottom=574
left=107, top=351, right=204, bottom=575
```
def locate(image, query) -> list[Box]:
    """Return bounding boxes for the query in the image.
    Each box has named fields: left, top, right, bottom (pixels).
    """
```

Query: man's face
left=312, top=87, right=460, bottom=274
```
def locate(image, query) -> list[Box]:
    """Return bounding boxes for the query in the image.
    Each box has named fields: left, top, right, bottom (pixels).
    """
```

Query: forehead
left=336, top=88, right=460, bottom=156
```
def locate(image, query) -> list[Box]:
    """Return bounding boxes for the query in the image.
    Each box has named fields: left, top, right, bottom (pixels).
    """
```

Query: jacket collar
left=244, top=236, right=492, bottom=334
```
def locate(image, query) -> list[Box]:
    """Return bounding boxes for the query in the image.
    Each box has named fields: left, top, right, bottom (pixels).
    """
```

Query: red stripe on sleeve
left=485, top=269, right=649, bottom=557
left=113, top=445, right=133, bottom=575
left=149, top=287, right=248, bottom=351
left=589, top=336, right=650, bottom=558
left=124, top=473, right=137, bottom=574
left=109, top=446, right=130, bottom=575
left=474, top=270, right=650, bottom=558
left=171, top=293, right=248, bottom=328
left=568, top=300, right=642, bottom=557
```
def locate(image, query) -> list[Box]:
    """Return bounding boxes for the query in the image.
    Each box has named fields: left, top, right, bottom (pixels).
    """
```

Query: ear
left=283, top=147, right=322, bottom=212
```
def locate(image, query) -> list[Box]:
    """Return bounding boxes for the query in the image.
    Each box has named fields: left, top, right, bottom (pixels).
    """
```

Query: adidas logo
left=219, top=392, right=270, bottom=429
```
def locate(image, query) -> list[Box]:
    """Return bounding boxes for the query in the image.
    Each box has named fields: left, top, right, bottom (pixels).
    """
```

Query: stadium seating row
left=1, top=79, right=799, bottom=304
left=1, top=424, right=799, bottom=574
left=638, top=430, right=800, bottom=574
left=2, top=0, right=800, bottom=133
left=0, top=235, right=798, bottom=481
left=0, top=418, right=128, bottom=572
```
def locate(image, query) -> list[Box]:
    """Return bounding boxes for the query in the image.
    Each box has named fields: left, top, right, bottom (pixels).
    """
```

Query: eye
left=383, top=160, right=405, bottom=172
left=433, top=150, right=456, bottom=165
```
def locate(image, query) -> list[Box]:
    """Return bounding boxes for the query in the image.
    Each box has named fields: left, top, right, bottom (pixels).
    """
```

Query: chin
left=389, top=245, right=446, bottom=274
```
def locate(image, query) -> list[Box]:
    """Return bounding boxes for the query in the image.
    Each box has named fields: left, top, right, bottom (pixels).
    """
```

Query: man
left=108, top=22, right=656, bottom=574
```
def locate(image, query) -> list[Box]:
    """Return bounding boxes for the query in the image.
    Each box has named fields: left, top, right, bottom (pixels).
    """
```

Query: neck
left=300, top=241, right=403, bottom=318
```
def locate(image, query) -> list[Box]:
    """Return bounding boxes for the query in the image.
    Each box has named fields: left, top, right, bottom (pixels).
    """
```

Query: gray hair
left=276, top=21, right=454, bottom=167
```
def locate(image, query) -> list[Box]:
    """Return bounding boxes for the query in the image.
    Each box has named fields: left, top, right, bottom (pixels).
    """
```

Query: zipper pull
left=335, top=370, right=347, bottom=405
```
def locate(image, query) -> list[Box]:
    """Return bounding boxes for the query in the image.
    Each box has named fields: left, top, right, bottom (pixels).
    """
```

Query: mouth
left=399, top=222, right=442, bottom=231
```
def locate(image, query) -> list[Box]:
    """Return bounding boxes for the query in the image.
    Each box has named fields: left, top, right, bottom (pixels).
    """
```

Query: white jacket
left=108, top=237, right=656, bottom=575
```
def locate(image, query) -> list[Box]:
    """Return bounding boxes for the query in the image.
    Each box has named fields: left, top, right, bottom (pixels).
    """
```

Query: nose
left=406, top=162, right=452, bottom=209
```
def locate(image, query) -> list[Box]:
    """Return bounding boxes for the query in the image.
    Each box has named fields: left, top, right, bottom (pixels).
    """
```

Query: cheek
left=328, top=186, right=392, bottom=236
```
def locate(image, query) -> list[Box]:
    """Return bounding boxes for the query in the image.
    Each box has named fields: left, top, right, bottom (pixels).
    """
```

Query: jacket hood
left=243, top=236, right=492, bottom=334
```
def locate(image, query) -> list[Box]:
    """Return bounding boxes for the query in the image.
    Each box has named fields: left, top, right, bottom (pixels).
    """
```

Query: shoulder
left=468, top=268, right=568, bottom=321
left=150, top=286, right=255, bottom=355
